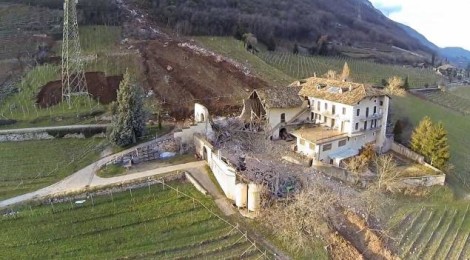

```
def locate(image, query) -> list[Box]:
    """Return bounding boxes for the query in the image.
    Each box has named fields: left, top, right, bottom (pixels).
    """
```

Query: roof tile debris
left=254, top=85, right=303, bottom=109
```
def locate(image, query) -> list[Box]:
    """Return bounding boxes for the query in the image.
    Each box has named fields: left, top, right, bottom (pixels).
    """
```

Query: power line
left=61, top=0, right=89, bottom=108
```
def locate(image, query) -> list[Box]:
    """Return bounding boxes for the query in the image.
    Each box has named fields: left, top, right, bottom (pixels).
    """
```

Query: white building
left=240, top=86, right=308, bottom=139
left=291, top=77, right=390, bottom=166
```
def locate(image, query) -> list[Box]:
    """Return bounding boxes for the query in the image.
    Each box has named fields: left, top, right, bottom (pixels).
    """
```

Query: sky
left=370, top=0, right=469, bottom=50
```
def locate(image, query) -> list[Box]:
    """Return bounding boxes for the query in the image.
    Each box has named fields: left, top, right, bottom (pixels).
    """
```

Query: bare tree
left=261, top=182, right=338, bottom=253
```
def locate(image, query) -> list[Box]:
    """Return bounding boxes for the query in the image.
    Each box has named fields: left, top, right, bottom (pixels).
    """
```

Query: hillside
left=135, top=0, right=434, bottom=64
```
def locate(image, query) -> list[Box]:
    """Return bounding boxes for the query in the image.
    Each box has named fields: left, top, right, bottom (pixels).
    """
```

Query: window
left=299, top=139, right=305, bottom=146
left=325, top=102, right=328, bottom=110
left=338, top=140, right=347, bottom=147
left=366, top=107, right=369, bottom=117
left=281, top=113, right=286, bottom=123
left=324, top=116, right=327, bottom=123
left=356, top=109, right=360, bottom=116
left=373, top=106, right=377, bottom=114
left=380, top=101, right=384, bottom=106
left=364, top=121, right=368, bottom=130
left=322, top=143, right=332, bottom=151
left=332, top=105, right=336, bottom=115
left=342, top=107, right=346, bottom=115
left=355, top=123, right=359, bottom=130
left=317, top=101, right=320, bottom=110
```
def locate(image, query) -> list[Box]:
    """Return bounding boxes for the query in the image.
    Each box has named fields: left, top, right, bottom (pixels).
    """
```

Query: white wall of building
left=268, top=107, right=306, bottom=139
left=194, top=135, right=237, bottom=200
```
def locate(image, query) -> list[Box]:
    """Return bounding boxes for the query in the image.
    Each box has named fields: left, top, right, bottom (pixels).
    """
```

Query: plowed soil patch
left=139, top=40, right=269, bottom=119
left=36, top=72, right=122, bottom=107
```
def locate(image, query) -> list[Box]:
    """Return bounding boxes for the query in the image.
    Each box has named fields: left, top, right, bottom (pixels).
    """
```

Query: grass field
left=257, top=51, right=441, bottom=88
left=0, top=181, right=268, bottom=259
left=392, top=94, right=470, bottom=194
left=450, top=86, right=470, bottom=100
left=0, top=26, right=140, bottom=129
left=0, top=138, right=106, bottom=200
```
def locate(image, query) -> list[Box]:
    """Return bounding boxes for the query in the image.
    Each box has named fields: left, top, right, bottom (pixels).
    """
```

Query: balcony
left=359, top=113, right=383, bottom=121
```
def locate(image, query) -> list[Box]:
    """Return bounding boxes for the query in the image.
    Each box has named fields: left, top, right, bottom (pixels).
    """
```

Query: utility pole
left=62, top=0, right=88, bottom=108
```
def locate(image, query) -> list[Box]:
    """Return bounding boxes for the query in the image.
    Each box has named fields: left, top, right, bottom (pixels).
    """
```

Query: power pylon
left=62, top=0, right=88, bottom=108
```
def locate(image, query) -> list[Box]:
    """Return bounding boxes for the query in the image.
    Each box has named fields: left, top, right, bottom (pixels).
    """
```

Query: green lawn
left=0, top=138, right=106, bottom=200
left=0, top=181, right=267, bottom=259
left=392, top=94, right=470, bottom=194
left=196, top=37, right=294, bottom=86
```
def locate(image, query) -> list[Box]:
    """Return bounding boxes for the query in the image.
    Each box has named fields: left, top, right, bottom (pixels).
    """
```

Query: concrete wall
left=194, top=134, right=237, bottom=200
left=268, top=107, right=305, bottom=139
left=194, top=103, right=210, bottom=123
left=391, top=142, right=425, bottom=164
left=174, top=122, right=212, bottom=145
left=175, top=103, right=213, bottom=145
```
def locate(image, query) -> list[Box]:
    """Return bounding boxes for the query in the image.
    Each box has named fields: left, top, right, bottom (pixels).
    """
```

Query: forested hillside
left=137, top=0, right=432, bottom=55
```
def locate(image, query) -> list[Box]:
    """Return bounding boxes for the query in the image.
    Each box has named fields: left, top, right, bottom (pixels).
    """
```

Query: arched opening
left=280, top=113, right=286, bottom=123
left=202, top=146, right=208, bottom=161
left=279, top=128, right=288, bottom=140
left=200, top=113, right=205, bottom=122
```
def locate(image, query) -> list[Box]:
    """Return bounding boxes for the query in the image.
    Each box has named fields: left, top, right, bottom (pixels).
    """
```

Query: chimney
left=349, top=84, right=353, bottom=92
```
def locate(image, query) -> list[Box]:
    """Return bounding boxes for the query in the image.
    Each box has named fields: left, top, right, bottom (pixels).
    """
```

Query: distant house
left=292, top=77, right=391, bottom=165
left=239, top=86, right=308, bottom=139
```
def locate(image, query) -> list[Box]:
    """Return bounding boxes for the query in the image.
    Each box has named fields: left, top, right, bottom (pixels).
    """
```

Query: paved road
left=0, top=124, right=109, bottom=134
left=0, top=159, right=206, bottom=208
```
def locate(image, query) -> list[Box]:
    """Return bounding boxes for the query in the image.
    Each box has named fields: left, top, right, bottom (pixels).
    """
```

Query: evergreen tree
left=410, top=116, right=433, bottom=155
left=411, top=117, right=450, bottom=170
left=293, top=43, right=299, bottom=55
left=393, top=120, right=403, bottom=143
left=429, top=122, right=450, bottom=169
left=108, top=70, right=146, bottom=147
left=341, top=62, right=350, bottom=81
left=403, top=76, right=410, bottom=90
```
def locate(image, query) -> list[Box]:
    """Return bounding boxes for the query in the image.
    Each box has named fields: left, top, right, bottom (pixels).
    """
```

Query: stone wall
left=399, top=175, right=446, bottom=187
left=0, top=132, right=54, bottom=142
left=106, top=137, right=179, bottom=166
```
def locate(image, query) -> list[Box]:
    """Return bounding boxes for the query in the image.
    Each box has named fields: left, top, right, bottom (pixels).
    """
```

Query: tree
left=293, top=43, right=299, bottom=55
left=403, top=76, right=410, bottom=90
left=265, top=35, right=276, bottom=51
left=341, top=62, right=350, bottom=81
left=384, top=76, right=406, bottom=96
left=242, top=33, right=258, bottom=53
left=428, top=122, right=450, bottom=169
left=411, top=117, right=450, bottom=170
left=108, top=70, right=146, bottom=147
left=410, top=116, right=433, bottom=155
left=376, top=154, right=400, bottom=191
left=393, top=120, right=403, bottom=143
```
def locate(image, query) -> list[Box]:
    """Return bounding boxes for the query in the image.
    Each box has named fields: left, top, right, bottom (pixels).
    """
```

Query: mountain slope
left=138, top=0, right=433, bottom=60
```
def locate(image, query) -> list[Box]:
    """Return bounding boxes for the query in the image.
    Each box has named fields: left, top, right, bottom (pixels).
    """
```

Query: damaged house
left=240, top=77, right=391, bottom=167
left=239, top=85, right=309, bottom=139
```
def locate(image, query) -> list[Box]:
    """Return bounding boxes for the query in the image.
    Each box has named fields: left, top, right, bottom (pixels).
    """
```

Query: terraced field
left=413, top=90, right=470, bottom=115
left=390, top=205, right=470, bottom=259
left=257, top=51, right=441, bottom=88
left=0, top=181, right=268, bottom=259
left=0, top=138, right=105, bottom=200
